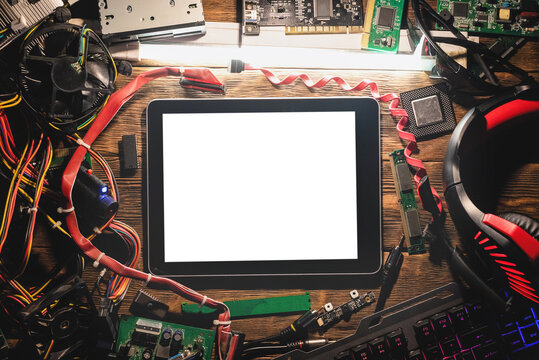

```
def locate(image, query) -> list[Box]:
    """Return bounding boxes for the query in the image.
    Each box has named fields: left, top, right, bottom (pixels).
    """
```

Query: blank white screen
left=162, top=111, right=358, bottom=262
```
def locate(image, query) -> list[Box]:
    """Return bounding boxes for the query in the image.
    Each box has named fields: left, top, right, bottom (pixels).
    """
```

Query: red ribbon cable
left=60, top=67, right=232, bottom=354
left=243, top=64, right=443, bottom=213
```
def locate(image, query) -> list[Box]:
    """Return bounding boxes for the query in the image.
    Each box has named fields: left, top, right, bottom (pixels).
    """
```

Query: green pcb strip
left=389, top=149, right=426, bottom=255
left=113, top=316, right=215, bottom=360
left=362, top=0, right=406, bottom=52
left=182, top=292, right=311, bottom=319
left=437, top=0, right=538, bottom=37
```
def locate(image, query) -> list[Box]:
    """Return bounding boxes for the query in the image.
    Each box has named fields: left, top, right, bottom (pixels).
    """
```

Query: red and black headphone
left=444, top=85, right=539, bottom=306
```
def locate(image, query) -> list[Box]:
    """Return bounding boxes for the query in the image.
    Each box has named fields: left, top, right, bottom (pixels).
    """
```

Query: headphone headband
left=444, top=87, right=539, bottom=305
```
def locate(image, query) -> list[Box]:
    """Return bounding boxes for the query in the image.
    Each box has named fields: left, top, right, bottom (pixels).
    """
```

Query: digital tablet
left=145, top=97, right=381, bottom=284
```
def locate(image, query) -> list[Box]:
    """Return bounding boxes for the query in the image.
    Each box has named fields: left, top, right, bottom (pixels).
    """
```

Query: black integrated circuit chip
left=399, top=83, right=457, bottom=141
left=376, top=6, right=396, bottom=29
left=452, top=2, right=469, bottom=18
left=477, top=13, right=488, bottom=22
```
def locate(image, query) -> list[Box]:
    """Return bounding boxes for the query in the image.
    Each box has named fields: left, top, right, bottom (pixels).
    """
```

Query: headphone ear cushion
left=500, top=212, right=539, bottom=241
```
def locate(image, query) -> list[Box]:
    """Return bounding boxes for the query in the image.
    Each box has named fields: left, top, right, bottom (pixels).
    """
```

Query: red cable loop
left=60, top=67, right=231, bottom=355
left=243, top=64, right=443, bottom=213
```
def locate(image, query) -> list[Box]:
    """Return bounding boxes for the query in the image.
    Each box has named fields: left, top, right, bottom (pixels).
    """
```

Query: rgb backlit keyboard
left=273, top=283, right=539, bottom=360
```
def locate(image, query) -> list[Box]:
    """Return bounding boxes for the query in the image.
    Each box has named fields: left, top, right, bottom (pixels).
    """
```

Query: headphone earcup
left=499, top=213, right=539, bottom=242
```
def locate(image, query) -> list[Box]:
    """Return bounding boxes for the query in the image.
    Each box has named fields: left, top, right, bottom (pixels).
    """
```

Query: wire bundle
left=410, top=0, right=536, bottom=95
left=56, top=67, right=235, bottom=359
left=105, top=221, right=141, bottom=302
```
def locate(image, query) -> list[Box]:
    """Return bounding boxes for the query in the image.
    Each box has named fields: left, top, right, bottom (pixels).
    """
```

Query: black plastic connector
left=72, top=166, right=118, bottom=223
left=119, top=134, right=138, bottom=176
left=228, top=59, right=246, bottom=73
left=279, top=310, right=318, bottom=342
left=129, top=290, right=169, bottom=320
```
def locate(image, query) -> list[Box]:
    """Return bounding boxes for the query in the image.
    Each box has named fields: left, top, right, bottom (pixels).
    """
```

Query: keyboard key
left=454, top=349, right=475, bottom=360
left=459, top=325, right=490, bottom=348
left=466, top=302, right=486, bottom=325
left=422, top=345, right=443, bottom=360
left=517, top=309, right=536, bottom=327
left=414, top=319, right=436, bottom=348
left=440, top=337, right=459, bottom=356
left=472, top=341, right=500, bottom=359
left=448, top=305, right=469, bottom=333
left=431, top=313, right=454, bottom=340
left=351, top=343, right=374, bottom=360
left=501, top=330, right=524, bottom=351
left=386, top=328, right=407, bottom=356
left=334, top=351, right=353, bottom=360
left=500, top=321, right=517, bottom=334
left=520, top=323, right=539, bottom=344
left=408, top=349, right=424, bottom=360
left=369, top=337, right=389, bottom=359
left=517, top=341, right=539, bottom=358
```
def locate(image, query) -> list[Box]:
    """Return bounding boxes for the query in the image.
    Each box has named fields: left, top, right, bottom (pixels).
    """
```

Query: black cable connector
left=228, top=59, right=246, bottom=73
left=374, top=236, right=405, bottom=313
left=279, top=310, right=319, bottom=342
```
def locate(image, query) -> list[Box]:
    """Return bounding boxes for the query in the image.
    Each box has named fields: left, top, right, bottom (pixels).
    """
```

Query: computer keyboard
left=272, top=283, right=539, bottom=360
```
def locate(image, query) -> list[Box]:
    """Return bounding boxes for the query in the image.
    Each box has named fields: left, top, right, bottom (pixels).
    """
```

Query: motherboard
left=113, top=316, right=215, bottom=360
left=437, top=0, right=538, bottom=37
left=243, top=0, right=364, bottom=35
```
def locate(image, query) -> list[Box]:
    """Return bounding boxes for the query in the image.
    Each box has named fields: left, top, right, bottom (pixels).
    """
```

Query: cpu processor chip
left=399, top=83, right=457, bottom=141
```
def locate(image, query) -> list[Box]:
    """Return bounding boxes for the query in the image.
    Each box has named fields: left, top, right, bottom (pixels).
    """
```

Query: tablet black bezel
left=145, top=97, right=381, bottom=280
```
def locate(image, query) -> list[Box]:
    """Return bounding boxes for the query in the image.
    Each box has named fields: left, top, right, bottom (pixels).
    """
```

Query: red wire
left=242, top=64, right=444, bottom=213
left=59, top=67, right=231, bottom=355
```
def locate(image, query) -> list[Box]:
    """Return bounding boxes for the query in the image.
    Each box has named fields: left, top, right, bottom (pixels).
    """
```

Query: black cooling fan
left=18, top=276, right=97, bottom=360
left=18, top=23, right=115, bottom=133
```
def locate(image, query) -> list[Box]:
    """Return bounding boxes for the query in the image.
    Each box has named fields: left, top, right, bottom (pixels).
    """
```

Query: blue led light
left=100, top=186, right=108, bottom=194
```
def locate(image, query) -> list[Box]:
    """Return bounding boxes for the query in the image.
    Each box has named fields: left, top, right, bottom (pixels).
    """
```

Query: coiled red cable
left=241, top=63, right=443, bottom=213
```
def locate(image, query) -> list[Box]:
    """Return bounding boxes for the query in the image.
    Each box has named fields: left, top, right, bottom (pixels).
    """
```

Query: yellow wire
left=13, top=294, right=31, bottom=305
left=0, top=157, right=57, bottom=198
left=0, top=28, right=7, bottom=34
left=0, top=96, right=22, bottom=109
left=10, top=279, right=34, bottom=302
left=44, top=214, right=71, bottom=237
left=43, top=340, right=54, bottom=359
left=0, top=94, right=18, bottom=105
left=0, top=173, right=70, bottom=238
left=19, top=142, right=54, bottom=276
left=23, top=24, right=39, bottom=41
left=31, top=277, right=53, bottom=296
left=0, top=141, right=29, bottom=245
left=80, top=28, right=90, bottom=65
left=88, top=29, right=118, bottom=81
left=0, top=94, right=20, bottom=107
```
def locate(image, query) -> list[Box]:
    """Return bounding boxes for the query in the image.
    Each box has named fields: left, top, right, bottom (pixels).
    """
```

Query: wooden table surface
left=30, top=0, right=539, bottom=357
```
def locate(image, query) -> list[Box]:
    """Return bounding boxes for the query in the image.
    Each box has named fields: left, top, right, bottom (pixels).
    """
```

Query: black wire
left=431, top=36, right=532, bottom=80
left=0, top=92, right=18, bottom=98
left=242, top=334, right=281, bottom=350
left=241, top=344, right=289, bottom=358
left=410, top=0, right=535, bottom=95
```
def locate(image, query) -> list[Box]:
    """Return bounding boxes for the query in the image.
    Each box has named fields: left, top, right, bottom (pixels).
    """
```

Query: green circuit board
left=389, top=149, right=426, bottom=255
left=113, top=316, right=215, bottom=360
left=437, top=0, right=538, bottom=37
left=362, top=0, right=406, bottom=52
